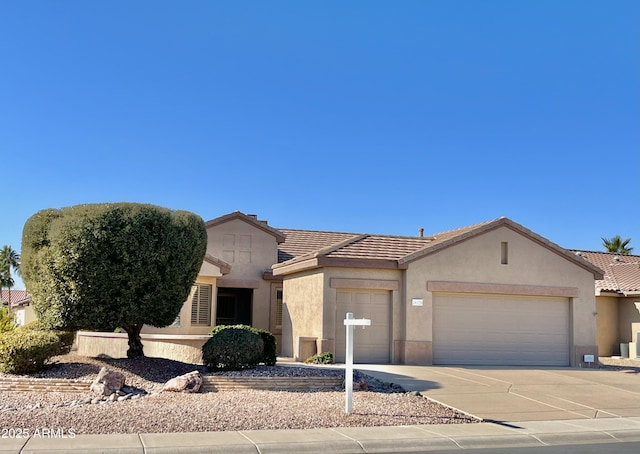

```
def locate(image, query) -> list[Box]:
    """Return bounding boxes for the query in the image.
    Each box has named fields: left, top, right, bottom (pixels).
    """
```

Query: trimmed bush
left=254, top=328, right=277, bottom=366
left=0, top=329, right=62, bottom=374
left=19, top=320, right=76, bottom=356
left=203, top=325, right=264, bottom=371
left=304, top=352, right=334, bottom=365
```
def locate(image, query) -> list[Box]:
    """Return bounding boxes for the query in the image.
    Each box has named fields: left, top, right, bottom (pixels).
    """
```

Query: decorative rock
left=90, top=367, right=126, bottom=396
left=162, top=371, right=202, bottom=393
left=109, top=393, right=118, bottom=402
left=91, top=398, right=101, bottom=405
left=117, top=394, right=132, bottom=402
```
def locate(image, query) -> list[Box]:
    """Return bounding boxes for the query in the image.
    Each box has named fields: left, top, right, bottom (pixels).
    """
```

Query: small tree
left=602, top=235, right=634, bottom=255
left=0, top=245, right=21, bottom=308
left=21, top=203, right=207, bottom=358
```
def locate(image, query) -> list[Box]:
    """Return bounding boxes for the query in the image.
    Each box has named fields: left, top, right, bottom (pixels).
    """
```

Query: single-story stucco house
left=1, top=289, right=36, bottom=326
left=78, top=211, right=607, bottom=367
left=570, top=250, right=640, bottom=358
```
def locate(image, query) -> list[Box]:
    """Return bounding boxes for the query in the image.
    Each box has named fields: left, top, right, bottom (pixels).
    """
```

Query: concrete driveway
left=356, top=364, right=640, bottom=422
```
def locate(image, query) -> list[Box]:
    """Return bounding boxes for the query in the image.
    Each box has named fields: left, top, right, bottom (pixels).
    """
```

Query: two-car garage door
left=433, top=294, right=570, bottom=366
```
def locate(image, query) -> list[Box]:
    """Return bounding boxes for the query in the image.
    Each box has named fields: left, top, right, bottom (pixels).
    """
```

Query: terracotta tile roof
left=570, top=250, right=640, bottom=294
left=277, top=229, right=360, bottom=262
left=324, top=234, right=433, bottom=260
left=0, top=289, right=30, bottom=307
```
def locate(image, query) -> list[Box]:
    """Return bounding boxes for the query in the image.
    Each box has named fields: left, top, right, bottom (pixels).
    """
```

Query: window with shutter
left=275, top=289, right=283, bottom=329
left=190, top=284, right=212, bottom=326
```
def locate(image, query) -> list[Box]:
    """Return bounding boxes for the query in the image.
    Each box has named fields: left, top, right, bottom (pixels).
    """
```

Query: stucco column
left=402, top=290, right=433, bottom=365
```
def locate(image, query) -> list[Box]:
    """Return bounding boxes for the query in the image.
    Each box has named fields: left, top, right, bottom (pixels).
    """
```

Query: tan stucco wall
left=404, top=226, right=598, bottom=366
left=619, top=297, right=640, bottom=344
left=13, top=305, right=37, bottom=326
left=596, top=296, right=619, bottom=356
left=207, top=218, right=279, bottom=331
left=77, top=331, right=210, bottom=363
left=280, top=270, right=325, bottom=360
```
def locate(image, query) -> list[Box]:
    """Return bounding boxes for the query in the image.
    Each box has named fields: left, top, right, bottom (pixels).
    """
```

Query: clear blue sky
left=2, top=1, right=638, bottom=290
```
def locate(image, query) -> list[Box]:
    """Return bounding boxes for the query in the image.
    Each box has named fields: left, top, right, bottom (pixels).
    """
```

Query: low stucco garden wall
left=77, top=331, right=210, bottom=364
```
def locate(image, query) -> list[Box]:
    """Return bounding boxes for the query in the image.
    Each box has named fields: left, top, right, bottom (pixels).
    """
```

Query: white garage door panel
left=335, top=290, right=390, bottom=363
left=433, top=294, right=570, bottom=366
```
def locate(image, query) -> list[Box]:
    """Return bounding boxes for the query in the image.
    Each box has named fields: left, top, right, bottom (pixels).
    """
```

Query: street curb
left=7, top=424, right=640, bottom=454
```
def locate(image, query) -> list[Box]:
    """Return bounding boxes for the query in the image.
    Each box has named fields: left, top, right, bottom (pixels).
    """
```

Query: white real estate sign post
left=344, top=312, right=371, bottom=414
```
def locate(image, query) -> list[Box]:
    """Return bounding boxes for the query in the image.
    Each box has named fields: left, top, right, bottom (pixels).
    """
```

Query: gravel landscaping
left=0, top=353, right=478, bottom=434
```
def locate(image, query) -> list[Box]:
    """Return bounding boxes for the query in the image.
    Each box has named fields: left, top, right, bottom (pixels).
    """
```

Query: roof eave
left=205, top=211, right=286, bottom=243
left=318, top=257, right=401, bottom=270
left=203, top=254, right=231, bottom=275
left=272, top=256, right=402, bottom=276
left=272, top=258, right=320, bottom=276
left=596, top=289, right=622, bottom=297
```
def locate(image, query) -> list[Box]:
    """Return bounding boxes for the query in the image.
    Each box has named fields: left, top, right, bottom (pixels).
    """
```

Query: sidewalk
left=4, top=418, right=640, bottom=453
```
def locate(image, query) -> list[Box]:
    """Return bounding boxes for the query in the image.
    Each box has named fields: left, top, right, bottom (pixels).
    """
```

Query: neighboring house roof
left=273, top=217, right=605, bottom=279
left=0, top=289, right=30, bottom=308
left=205, top=211, right=286, bottom=243
left=571, top=250, right=640, bottom=296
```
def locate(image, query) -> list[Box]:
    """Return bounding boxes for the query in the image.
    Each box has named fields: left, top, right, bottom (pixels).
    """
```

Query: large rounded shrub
left=202, top=325, right=264, bottom=371
left=21, top=202, right=207, bottom=358
left=0, top=329, right=62, bottom=374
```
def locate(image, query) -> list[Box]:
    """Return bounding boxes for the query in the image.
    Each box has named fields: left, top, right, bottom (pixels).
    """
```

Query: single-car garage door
left=335, top=290, right=391, bottom=363
left=433, top=294, right=570, bottom=366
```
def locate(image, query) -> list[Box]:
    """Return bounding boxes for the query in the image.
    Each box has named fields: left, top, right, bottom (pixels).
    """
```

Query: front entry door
left=216, top=288, right=252, bottom=326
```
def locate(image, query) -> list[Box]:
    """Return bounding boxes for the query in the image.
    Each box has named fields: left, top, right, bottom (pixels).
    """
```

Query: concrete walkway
left=4, top=418, right=640, bottom=453
left=356, top=364, right=640, bottom=422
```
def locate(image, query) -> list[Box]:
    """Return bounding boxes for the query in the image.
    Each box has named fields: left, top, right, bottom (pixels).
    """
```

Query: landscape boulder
left=162, top=371, right=202, bottom=393
left=90, top=367, right=126, bottom=396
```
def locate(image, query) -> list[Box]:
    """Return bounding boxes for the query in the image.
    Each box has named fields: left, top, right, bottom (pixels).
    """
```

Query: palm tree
left=601, top=235, right=634, bottom=255
left=0, top=245, right=21, bottom=308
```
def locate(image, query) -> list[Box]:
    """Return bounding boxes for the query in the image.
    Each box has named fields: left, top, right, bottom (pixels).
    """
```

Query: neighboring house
left=130, top=211, right=603, bottom=367
left=0, top=289, right=36, bottom=326
left=571, top=251, right=640, bottom=357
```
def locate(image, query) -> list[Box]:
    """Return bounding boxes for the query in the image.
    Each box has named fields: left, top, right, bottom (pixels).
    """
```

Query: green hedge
left=0, top=307, right=16, bottom=334
left=19, top=320, right=76, bottom=355
left=304, top=352, right=334, bottom=364
left=0, top=329, right=62, bottom=374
